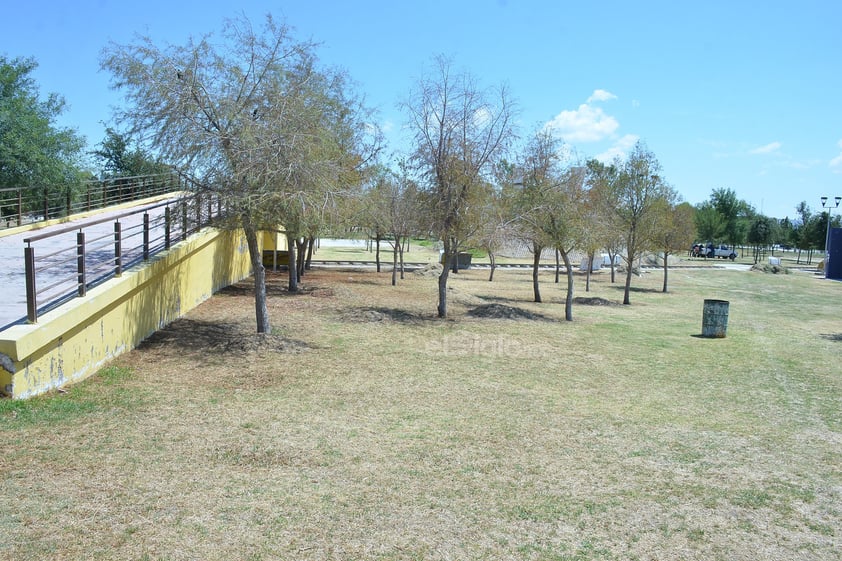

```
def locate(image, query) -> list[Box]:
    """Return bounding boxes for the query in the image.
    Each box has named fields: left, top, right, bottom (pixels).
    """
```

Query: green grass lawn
left=1, top=264, right=839, bottom=560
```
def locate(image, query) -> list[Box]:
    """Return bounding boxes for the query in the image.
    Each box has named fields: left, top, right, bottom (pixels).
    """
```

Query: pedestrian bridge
left=0, top=178, right=272, bottom=399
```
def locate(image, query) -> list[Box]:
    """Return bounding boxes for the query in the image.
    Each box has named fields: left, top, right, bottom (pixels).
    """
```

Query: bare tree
left=578, top=187, right=605, bottom=293
left=362, top=164, right=421, bottom=285
left=403, top=56, right=515, bottom=318
left=102, top=15, right=377, bottom=331
left=477, top=185, right=514, bottom=282
left=600, top=142, right=670, bottom=305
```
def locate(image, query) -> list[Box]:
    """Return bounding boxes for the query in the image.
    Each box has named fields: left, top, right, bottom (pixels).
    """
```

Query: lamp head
left=836, top=196, right=841, bottom=207
left=821, top=196, right=828, bottom=207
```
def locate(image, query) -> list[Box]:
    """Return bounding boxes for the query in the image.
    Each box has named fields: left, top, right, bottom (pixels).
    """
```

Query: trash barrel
left=702, top=299, right=729, bottom=338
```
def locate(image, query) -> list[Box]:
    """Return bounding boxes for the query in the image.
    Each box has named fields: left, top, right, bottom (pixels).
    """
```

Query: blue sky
left=3, top=0, right=841, bottom=219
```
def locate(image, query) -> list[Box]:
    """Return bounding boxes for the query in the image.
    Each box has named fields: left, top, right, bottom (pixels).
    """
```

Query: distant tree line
left=693, top=187, right=840, bottom=264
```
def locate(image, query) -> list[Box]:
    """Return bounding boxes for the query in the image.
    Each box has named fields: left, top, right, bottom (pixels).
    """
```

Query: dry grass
left=1, top=264, right=840, bottom=561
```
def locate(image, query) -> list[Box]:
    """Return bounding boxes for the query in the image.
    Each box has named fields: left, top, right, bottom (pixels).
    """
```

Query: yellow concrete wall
left=262, top=229, right=287, bottom=252
left=261, top=230, right=290, bottom=268
left=0, top=227, right=255, bottom=399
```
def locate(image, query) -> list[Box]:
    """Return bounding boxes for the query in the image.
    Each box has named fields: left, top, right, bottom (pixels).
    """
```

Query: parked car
left=691, top=243, right=737, bottom=260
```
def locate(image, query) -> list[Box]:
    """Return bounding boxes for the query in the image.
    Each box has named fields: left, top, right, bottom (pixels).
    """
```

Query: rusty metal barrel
left=702, top=299, right=729, bottom=338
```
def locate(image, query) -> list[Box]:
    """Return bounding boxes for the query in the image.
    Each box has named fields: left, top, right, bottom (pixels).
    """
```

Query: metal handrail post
left=24, top=246, right=37, bottom=323
left=143, top=213, right=150, bottom=260
left=182, top=202, right=188, bottom=240
left=77, top=232, right=86, bottom=297
left=114, top=221, right=123, bottom=277
left=165, top=206, right=171, bottom=249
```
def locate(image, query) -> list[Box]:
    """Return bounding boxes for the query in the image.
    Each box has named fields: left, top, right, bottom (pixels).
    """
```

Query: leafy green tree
left=0, top=55, right=86, bottom=209
left=710, top=187, right=751, bottom=247
left=694, top=201, right=725, bottom=244
left=791, top=201, right=827, bottom=264
left=601, top=142, right=670, bottom=305
left=513, top=130, right=563, bottom=305
left=653, top=199, right=695, bottom=292
left=747, top=215, right=775, bottom=263
left=92, top=128, right=170, bottom=178
left=513, top=130, right=583, bottom=320
left=102, top=15, right=376, bottom=333
left=585, top=159, right=624, bottom=283
left=776, top=217, right=794, bottom=249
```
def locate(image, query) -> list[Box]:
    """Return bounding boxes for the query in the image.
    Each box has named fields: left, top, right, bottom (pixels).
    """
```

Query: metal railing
left=22, top=191, right=224, bottom=323
left=0, top=173, right=187, bottom=229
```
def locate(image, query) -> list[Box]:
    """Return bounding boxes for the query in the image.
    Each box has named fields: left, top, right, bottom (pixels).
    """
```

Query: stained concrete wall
left=0, top=227, right=256, bottom=399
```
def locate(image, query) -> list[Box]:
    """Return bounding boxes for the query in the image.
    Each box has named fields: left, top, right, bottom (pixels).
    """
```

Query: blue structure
left=827, top=227, right=842, bottom=280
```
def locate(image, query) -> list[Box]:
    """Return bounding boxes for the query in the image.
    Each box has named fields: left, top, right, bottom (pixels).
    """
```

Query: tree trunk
left=608, top=250, right=617, bottom=283
left=398, top=236, right=405, bottom=280
left=391, top=240, right=398, bottom=286
left=488, top=251, right=496, bottom=282
left=585, top=250, right=594, bottom=293
left=532, top=242, right=542, bottom=303
left=555, top=248, right=560, bottom=284
left=305, top=237, right=315, bottom=270
left=437, top=239, right=453, bottom=318
left=375, top=234, right=381, bottom=272
left=243, top=221, right=271, bottom=333
left=559, top=249, right=574, bottom=321
left=623, top=258, right=633, bottom=305
left=286, top=232, right=299, bottom=293
left=662, top=251, right=669, bottom=293
left=296, top=238, right=306, bottom=280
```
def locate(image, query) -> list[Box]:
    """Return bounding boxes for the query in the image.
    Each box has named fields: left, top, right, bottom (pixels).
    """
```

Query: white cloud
left=587, top=89, right=617, bottom=103
left=595, top=134, right=640, bottom=163
left=830, top=139, right=842, bottom=172
left=473, top=107, right=492, bottom=128
left=750, top=141, right=782, bottom=155
left=544, top=104, right=619, bottom=143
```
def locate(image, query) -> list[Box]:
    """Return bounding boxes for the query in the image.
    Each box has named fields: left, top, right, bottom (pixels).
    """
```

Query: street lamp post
left=821, top=196, right=841, bottom=278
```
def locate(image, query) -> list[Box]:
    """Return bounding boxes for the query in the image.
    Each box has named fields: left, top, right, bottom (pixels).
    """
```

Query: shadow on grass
left=220, top=279, right=341, bottom=298
left=820, top=333, right=842, bottom=342
left=218, top=279, right=289, bottom=297
left=137, top=318, right=313, bottom=355
left=573, top=296, right=620, bottom=307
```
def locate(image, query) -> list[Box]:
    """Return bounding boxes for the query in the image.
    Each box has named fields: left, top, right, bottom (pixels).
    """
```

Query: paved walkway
left=0, top=199, right=174, bottom=331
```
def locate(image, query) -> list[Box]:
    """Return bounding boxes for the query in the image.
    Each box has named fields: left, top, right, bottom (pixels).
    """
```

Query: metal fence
left=0, top=173, right=187, bottom=229
left=22, top=191, right=223, bottom=323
